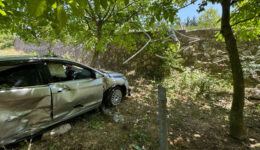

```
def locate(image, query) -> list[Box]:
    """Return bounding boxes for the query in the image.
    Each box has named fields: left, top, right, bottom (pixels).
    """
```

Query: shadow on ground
left=7, top=76, right=260, bottom=150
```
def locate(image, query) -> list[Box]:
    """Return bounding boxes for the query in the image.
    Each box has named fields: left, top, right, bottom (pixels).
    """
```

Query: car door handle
left=57, top=88, right=70, bottom=93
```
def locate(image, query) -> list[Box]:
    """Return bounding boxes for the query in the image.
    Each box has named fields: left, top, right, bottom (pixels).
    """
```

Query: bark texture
left=220, top=0, right=245, bottom=139
left=91, top=22, right=103, bottom=67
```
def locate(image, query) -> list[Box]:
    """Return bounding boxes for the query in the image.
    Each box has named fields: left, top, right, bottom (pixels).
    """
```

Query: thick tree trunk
left=221, top=0, right=245, bottom=139
left=90, top=22, right=103, bottom=67
left=91, top=50, right=100, bottom=67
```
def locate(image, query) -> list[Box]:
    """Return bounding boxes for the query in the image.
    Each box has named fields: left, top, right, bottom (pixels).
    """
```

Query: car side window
left=0, top=64, right=42, bottom=89
left=47, top=63, right=94, bottom=82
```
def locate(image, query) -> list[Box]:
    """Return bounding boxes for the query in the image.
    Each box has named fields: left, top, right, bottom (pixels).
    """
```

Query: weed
left=90, top=121, right=105, bottom=129
left=49, top=143, right=56, bottom=150
left=132, top=129, right=150, bottom=145
left=0, top=33, right=14, bottom=50
left=164, top=67, right=232, bottom=101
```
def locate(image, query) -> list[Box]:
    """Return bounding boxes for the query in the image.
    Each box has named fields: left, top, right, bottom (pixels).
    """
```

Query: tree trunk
left=91, top=50, right=100, bottom=67
left=90, top=22, right=103, bottom=67
left=220, top=0, right=245, bottom=139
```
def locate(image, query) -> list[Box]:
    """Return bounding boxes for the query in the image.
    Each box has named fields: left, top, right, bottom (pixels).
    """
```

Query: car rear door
left=0, top=63, right=52, bottom=143
left=46, top=61, right=103, bottom=120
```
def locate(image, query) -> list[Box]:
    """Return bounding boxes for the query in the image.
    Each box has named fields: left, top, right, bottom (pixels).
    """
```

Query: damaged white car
left=0, top=56, right=130, bottom=145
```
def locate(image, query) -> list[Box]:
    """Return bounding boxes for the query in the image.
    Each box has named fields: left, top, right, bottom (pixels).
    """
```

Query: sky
left=177, top=0, right=222, bottom=21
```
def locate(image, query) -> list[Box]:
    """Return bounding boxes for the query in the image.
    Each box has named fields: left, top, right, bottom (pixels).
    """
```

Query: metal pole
left=158, top=85, right=168, bottom=150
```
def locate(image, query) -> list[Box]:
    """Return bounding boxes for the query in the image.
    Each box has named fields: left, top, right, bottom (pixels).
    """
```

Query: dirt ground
left=7, top=75, right=260, bottom=150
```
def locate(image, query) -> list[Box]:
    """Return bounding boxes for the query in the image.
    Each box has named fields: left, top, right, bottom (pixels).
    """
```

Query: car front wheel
left=105, top=87, right=123, bottom=107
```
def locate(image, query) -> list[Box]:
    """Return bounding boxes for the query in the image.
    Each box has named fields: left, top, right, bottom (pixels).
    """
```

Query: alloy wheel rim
left=111, top=89, right=122, bottom=105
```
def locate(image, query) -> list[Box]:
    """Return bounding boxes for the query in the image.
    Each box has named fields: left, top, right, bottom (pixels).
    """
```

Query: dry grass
left=0, top=50, right=258, bottom=149
left=0, top=48, right=25, bottom=56
left=9, top=76, right=260, bottom=150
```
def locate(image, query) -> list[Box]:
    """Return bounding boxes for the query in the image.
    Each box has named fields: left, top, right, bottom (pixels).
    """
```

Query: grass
left=0, top=33, right=26, bottom=56
left=0, top=40, right=258, bottom=149
left=0, top=48, right=26, bottom=56
left=8, top=70, right=259, bottom=150
left=0, top=33, right=15, bottom=49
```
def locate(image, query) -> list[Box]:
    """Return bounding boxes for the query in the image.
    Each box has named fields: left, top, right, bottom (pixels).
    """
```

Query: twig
left=123, top=32, right=151, bottom=64
left=231, top=14, right=260, bottom=27
left=177, top=0, right=198, bottom=11
left=104, top=5, right=116, bottom=22
left=85, top=16, right=93, bottom=30
left=2, top=145, right=7, bottom=150
left=87, top=0, right=97, bottom=21
left=27, top=138, right=32, bottom=150
left=117, top=0, right=138, bottom=12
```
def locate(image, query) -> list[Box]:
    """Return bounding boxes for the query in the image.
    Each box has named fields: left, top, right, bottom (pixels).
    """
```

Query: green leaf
left=149, top=16, right=155, bottom=26
left=100, top=0, right=108, bottom=9
left=0, top=1, right=5, bottom=7
left=70, top=2, right=84, bottom=16
left=169, top=15, right=174, bottom=23
left=57, top=6, right=67, bottom=27
left=77, top=0, right=87, bottom=8
left=7, top=10, right=13, bottom=14
left=163, top=11, right=168, bottom=20
left=155, top=11, right=161, bottom=21
left=94, top=0, right=100, bottom=13
left=109, top=0, right=115, bottom=5
left=51, top=2, right=57, bottom=9
left=124, top=0, right=129, bottom=5
left=28, top=0, right=47, bottom=17
left=0, top=9, right=6, bottom=16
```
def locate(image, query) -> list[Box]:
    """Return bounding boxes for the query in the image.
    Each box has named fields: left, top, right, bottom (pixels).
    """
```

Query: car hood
left=99, top=69, right=124, bottom=78
left=107, top=72, right=124, bottom=78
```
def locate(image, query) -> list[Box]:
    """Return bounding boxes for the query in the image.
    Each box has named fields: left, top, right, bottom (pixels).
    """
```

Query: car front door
left=46, top=61, right=104, bottom=120
left=0, top=63, right=52, bottom=144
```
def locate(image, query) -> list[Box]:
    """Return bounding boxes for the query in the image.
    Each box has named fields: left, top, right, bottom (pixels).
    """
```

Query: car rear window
left=0, top=64, right=42, bottom=89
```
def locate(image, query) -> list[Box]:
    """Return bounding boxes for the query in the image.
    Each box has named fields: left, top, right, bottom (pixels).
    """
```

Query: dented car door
left=0, top=64, right=52, bottom=144
left=47, top=62, right=104, bottom=120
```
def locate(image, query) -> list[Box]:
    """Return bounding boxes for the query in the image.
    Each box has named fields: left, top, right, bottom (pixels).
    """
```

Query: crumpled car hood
left=107, top=72, right=124, bottom=78
left=99, top=70, right=124, bottom=78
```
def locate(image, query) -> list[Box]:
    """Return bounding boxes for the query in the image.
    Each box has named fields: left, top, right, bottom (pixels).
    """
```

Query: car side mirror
left=95, top=72, right=103, bottom=79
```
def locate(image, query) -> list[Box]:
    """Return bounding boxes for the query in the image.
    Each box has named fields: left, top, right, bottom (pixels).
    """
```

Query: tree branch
left=87, top=0, right=97, bottom=22
left=103, top=6, right=111, bottom=21
left=103, top=5, right=116, bottom=22
left=84, top=9, right=95, bottom=21
left=177, top=0, right=198, bottom=11
left=85, top=16, right=93, bottom=30
left=231, top=14, right=259, bottom=27
left=117, top=0, right=137, bottom=12
left=230, top=0, right=241, bottom=5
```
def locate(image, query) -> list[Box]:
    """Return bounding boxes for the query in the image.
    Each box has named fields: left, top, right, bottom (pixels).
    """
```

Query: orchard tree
left=199, top=0, right=259, bottom=139
left=136, top=0, right=259, bottom=140
left=0, top=0, right=192, bottom=66
left=198, top=6, right=220, bottom=28
left=1, top=0, right=259, bottom=140
left=1, top=0, right=151, bottom=66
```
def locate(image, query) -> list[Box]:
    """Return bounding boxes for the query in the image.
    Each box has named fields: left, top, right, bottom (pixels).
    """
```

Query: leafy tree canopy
left=198, top=6, right=220, bottom=28
left=0, top=0, right=193, bottom=53
left=231, top=0, right=260, bottom=41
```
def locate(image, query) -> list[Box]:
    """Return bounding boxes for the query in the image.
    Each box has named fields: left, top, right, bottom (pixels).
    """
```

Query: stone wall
left=14, top=29, right=260, bottom=83
left=178, top=29, right=260, bottom=86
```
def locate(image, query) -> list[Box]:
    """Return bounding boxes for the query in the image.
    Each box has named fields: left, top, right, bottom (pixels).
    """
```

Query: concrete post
left=158, top=85, right=168, bottom=150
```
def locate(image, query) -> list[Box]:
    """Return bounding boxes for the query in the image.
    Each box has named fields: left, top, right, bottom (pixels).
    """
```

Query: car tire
left=104, top=86, right=123, bottom=107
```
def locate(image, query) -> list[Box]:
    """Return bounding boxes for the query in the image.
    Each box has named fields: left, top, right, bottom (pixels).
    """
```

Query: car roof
left=0, top=55, right=104, bottom=74
left=0, top=55, right=68, bottom=62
